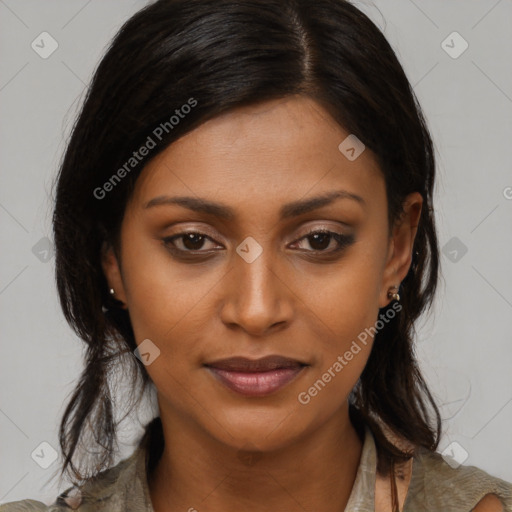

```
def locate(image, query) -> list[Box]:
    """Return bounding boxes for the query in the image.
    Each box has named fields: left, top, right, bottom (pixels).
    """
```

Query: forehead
left=129, top=95, right=385, bottom=217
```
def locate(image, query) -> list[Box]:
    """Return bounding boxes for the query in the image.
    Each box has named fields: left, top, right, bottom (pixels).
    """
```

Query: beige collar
left=344, top=424, right=413, bottom=512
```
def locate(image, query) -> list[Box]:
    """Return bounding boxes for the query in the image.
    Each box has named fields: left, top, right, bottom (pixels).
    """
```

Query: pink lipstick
left=204, top=355, right=307, bottom=397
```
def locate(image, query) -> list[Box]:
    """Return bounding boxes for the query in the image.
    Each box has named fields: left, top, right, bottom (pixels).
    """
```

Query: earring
left=109, top=288, right=115, bottom=296
left=387, top=285, right=400, bottom=302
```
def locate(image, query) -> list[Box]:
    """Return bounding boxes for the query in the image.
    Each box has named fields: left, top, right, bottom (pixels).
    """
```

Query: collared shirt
left=2, top=418, right=511, bottom=511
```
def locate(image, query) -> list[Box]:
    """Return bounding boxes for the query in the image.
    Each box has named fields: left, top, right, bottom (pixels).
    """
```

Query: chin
left=204, top=407, right=311, bottom=453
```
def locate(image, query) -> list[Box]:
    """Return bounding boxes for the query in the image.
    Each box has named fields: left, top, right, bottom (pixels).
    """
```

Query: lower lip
left=206, top=366, right=306, bottom=397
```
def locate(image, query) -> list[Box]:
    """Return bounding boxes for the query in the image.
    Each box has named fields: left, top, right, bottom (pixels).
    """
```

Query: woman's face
left=103, top=95, right=421, bottom=452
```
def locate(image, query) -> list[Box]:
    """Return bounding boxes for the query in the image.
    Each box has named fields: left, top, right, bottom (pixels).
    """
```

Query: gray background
left=1, top=0, right=511, bottom=505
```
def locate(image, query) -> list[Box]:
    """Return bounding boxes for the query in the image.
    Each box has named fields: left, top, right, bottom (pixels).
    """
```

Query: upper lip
left=204, top=355, right=308, bottom=372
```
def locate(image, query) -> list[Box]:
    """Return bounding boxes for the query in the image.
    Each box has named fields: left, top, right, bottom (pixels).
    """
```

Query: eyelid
left=163, top=230, right=222, bottom=252
left=162, top=219, right=350, bottom=237
left=162, top=221, right=349, bottom=243
left=294, top=222, right=350, bottom=238
left=291, top=228, right=354, bottom=253
left=162, top=225, right=354, bottom=257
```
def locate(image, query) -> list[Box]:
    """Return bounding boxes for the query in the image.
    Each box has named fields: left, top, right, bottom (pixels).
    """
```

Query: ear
left=101, top=241, right=128, bottom=309
left=378, top=192, right=423, bottom=309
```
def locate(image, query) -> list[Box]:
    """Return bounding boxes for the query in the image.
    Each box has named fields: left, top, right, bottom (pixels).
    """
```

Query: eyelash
left=162, top=228, right=354, bottom=258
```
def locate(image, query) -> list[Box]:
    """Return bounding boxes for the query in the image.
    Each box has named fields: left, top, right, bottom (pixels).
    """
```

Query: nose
left=219, top=245, right=294, bottom=337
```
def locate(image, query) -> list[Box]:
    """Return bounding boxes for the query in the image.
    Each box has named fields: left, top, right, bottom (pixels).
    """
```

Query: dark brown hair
left=51, top=0, right=441, bottom=508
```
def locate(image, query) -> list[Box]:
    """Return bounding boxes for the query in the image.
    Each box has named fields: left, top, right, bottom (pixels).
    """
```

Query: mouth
left=204, top=355, right=309, bottom=397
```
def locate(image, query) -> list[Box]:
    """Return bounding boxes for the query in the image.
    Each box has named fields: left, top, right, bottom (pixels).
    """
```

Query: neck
left=148, top=402, right=364, bottom=512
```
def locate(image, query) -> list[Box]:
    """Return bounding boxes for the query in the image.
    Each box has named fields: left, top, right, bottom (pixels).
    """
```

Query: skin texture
left=102, top=95, right=423, bottom=512
left=472, top=494, right=504, bottom=512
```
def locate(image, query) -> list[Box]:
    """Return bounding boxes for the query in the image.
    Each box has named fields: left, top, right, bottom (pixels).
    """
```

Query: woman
left=2, top=0, right=511, bottom=511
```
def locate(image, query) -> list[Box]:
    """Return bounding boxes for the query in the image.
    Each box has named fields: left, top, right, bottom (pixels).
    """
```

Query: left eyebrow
left=143, top=189, right=365, bottom=220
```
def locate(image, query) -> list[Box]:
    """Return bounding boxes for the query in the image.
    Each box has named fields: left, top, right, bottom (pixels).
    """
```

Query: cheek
left=120, top=241, right=217, bottom=406
left=294, top=273, right=378, bottom=415
left=298, top=286, right=376, bottom=398
left=291, top=251, right=384, bottom=402
left=120, top=231, right=220, bottom=342
left=294, top=251, right=384, bottom=342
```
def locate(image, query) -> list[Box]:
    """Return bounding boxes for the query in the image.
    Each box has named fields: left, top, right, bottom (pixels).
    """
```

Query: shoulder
left=472, top=494, right=506, bottom=512
left=1, top=418, right=161, bottom=512
left=0, top=499, right=51, bottom=511
left=0, top=448, right=145, bottom=512
left=404, top=447, right=512, bottom=512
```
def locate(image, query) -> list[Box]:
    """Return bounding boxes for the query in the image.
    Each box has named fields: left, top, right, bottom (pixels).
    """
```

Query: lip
left=204, top=355, right=308, bottom=397
left=204, top=355, right=307, bottom=372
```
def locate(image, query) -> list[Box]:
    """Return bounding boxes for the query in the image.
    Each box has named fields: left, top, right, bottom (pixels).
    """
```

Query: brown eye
left=163, top=231, right=220, bottom=253
left=162, top=228, right=354, bottom=260
left=306, top=232, right=332, bottom=251
left=180, top=232, right=208, bottom=251
left=292, top=229, right=355, bottom=254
